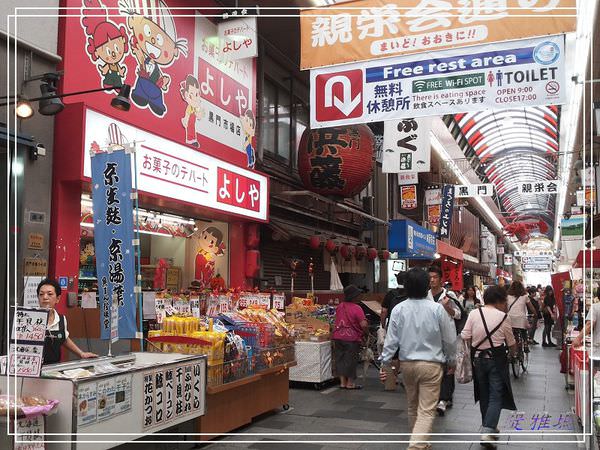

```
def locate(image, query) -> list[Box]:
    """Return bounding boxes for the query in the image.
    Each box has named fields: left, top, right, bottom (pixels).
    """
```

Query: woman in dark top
left=542, top=285, right=556, bottom=347
left=527, top=286, right=541, bottom=345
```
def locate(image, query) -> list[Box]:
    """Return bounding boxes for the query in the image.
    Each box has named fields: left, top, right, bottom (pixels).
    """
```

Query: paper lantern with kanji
left=340, top=244, right=355, bottom=261
left=309, top=234, right=321, bottom=250
left=298, top=125, right=375, bottom=197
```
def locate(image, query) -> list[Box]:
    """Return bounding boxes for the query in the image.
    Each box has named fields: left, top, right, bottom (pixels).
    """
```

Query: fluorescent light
left=79, top=222, right=173, bottom=238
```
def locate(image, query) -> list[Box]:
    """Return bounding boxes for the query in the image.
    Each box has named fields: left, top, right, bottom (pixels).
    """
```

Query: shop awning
left=573, top=249, right=600, bottom=268
left=437, top=240, right=464, bottom=260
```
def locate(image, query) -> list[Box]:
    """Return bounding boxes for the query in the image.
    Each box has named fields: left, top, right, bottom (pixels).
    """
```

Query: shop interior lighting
left=554, top=1, right=597, bottom=251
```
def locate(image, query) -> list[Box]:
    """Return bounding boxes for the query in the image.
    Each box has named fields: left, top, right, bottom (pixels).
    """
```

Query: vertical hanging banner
left=400, top=185, right=417, bottom=210
left=438, top=185, right=455, bottom=239
left=91, top=150, right=137, bottom=340
left=383, top=118, right=431, bottom=173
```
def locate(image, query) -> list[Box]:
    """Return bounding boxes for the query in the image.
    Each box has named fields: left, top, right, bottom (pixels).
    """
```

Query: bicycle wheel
left=511, top=356, right=521, bottom=378
left=521, top=350, right=529, bottom=372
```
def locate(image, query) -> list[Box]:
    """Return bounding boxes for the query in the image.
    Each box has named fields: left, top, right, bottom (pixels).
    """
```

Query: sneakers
left=480, top=435, right=498, bottom=449
left=436, top=400, right=447, bottom=416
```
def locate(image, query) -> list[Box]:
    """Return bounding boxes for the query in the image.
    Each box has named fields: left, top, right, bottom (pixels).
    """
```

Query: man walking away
left=380, top=268, right=457, bottom=449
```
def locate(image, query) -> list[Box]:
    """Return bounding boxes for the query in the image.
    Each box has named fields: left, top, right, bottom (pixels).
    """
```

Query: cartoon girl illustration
left=119, top=0, right=188, bottom=116
left=194, top=226, right=226, bottom=288
left=81, top=0, right=129, bottom=90
left=240, top=109, right=256, bottom=169
left=180, top=75, right=204, bottom=147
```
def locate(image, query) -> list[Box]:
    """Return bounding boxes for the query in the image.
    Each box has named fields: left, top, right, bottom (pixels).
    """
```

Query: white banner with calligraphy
left=383, top=118, right=431, bottom=173
left=83, top=109, right=268, bottom=222
left=518, top=180, right=559, bottom=195
left=455, top=183, right=495, bottom=198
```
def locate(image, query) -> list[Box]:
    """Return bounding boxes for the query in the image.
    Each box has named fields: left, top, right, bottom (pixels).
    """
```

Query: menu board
left=10, top=307, right=48, bottom=377
left=14, top=415, right=44, bottom=450
left=96, top=379, right=116, bottom=421
left=8, top=344, right=43, bottom=378
left=154, top=371, right=165, bottom=426
left=77, top=382, right=98, bottom=426
left=12, top=308, right=48, bottom=342
left=142, top=373, right=154, bottom=428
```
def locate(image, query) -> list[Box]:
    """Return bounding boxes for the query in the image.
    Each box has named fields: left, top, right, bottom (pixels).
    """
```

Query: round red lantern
left=298, top=125, right=375, bottom=197
left=309, top=234, right=321, bottom=250
left=355, top=245, right=366, bottom=261
left=367, top=246, right=378, bottom=261
left=340, top=244, right=352, bottom=260
left=380, top=249, right=390, bottom=260
left=325, top=238, right=338, bottom=254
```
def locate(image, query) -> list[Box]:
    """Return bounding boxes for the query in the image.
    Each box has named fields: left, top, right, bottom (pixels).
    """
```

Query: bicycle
left=510, top=327, right=529, bottom=378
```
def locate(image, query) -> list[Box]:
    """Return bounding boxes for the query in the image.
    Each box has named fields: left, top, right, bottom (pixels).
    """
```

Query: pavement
left=199, top=329, right=590, bottom=450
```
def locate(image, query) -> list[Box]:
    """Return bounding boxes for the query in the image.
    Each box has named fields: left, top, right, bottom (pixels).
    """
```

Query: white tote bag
left=455, top=338, right=473, bottom=384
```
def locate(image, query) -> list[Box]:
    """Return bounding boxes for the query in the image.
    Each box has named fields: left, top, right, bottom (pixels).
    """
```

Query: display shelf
left=206, top=373, right=261, bottom=394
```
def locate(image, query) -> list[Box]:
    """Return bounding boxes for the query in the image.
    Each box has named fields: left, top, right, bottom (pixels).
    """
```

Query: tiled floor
left=200, top=330, right=591, bottom=449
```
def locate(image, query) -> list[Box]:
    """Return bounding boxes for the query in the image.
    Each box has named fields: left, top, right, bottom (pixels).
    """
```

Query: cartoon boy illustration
left=240, top=109, right=256, bottom=169
left=119, top=0, right=188, bottom=116
left=194, top=226, right=226, bottom=288
left=81, top=0, right=129, bottom=90
left=180, top=75, right=204, bottom=147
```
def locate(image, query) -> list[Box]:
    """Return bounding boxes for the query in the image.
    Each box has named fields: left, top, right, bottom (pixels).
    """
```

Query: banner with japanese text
left=84, top=109, right=268, bottom=222
left=91, top=150, right=137, bottom=340
left=438, top=185, right=455, bottom=239
left=300, top=0, right=576, bottom=70
left=383, top=117, right=431, bottom=173
left=517, top=179, right=559, bottom=195
left=455, top=183, right=495, bottom=197
left=310, top=35, right=566, bottom=128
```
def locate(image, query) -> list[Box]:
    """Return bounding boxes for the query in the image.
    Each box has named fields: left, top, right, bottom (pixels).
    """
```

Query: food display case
left=1, top=352, right=206, bottom=450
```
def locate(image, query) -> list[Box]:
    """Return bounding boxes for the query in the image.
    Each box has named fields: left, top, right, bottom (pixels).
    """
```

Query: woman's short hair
left=36, top=278, right=62, bottom=296
left=483, top=285, right=507, bottom=305
left=404, top=268, right=431, bottom=299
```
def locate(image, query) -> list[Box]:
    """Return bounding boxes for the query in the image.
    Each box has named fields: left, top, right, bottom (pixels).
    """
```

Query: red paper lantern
left=298, top=125, right=375, bottom=197
left=309, top=234, right=321, bottom=250
left=340, top=244, right=351, bottom=260
left=380, top=249, right=390, bottom=260
left=355, top=245, right=366, bottom=260
left=367, top=247, right=378, bottom=261
left=325, top=238, right=338, bottom=254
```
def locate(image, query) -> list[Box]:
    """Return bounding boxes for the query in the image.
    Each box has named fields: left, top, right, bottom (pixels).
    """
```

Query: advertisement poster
left=383, top=118, right=431, bottom=173
left=400, top=185, right=417, bottom=209
left=114, top=374, right=132, bottom=415
left=300, top=0, right=576, bottom=69
left=425, top=188, right=442, bottom=205
left=427, top=204, right=441, bottom=226
left=560, top=216, right=585, bottom=241
left=96, top=379, right=116, bottom=421
left=77, top=383, right=98, bottom=427
left=90, top=149, right=136, bottom=340
left=310, top=35, right=566, bottom=128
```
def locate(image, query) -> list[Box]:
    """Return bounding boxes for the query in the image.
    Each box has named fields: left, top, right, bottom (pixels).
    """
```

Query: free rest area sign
left=83, top=109, right=268, bottom=222
left=310, top=35, right=565, bottom=128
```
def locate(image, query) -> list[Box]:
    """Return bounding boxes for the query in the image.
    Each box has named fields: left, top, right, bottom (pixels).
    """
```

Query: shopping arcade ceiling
left=453, top=106, right=560, bottom=238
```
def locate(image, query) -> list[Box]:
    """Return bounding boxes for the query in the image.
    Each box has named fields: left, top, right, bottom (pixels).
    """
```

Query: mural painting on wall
left=70, top=0, right=256, bottom=168
left=194, top=226, right=226, bottom=288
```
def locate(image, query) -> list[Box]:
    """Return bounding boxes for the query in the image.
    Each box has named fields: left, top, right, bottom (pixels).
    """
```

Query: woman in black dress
left=542, top=286, right=556, bottom=347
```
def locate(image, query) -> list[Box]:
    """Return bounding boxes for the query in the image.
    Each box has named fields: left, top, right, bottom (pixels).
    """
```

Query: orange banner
left=300, top=0, right=576, bottom=69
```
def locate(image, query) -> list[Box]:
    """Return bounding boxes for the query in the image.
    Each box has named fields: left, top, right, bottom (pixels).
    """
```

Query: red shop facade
left=49, top=1, right=268, bottom=322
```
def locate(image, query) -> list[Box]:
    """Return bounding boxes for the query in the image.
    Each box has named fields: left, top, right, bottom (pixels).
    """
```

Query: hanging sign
left=425, top=188, right=442, bottom=205
left=427, top=204, right=441, bottom=226
left=504, top=254, right=513, bottom=266
left=400, top=185, right=417, bottom=210
left=382, top=118, right=431, bottom=173
left=310, top=35, right=566, bottom=128
left=397, top=172, right=418, bottom=185
left=300, top=0, right=576, bottom=70
left=90, top=149, right=137, bottom=340
left=560, top=215, right=585, bottom=241
left=437, top=185, right=455, bottom=239
left=455, top=183, right=495, bottom=198
left=518, top=179, right=559, bottom=195
left=218, top=16, right=258, bottom=61
left=497, top=246, right=505, bottom=255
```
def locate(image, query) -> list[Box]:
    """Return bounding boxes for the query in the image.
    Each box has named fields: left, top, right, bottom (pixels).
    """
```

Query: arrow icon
left=324, top=75, right=361, bottom=117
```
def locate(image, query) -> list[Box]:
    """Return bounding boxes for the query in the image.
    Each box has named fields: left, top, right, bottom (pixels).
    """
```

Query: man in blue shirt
left=380, top=268, right=457, bottom=449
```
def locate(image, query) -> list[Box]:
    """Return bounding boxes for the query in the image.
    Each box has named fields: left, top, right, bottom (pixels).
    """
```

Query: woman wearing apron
left=461, top=285, right=518, bottom=449
left=38, top=279, right=98, bottom=365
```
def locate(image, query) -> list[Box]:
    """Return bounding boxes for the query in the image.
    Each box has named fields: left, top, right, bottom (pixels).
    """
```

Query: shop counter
left=1, top=352, right=206, bottom=450
left=289, top=340, right=333, bottom=386
left=196, top=360, right=296, bottom=440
